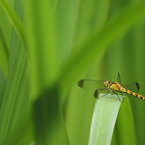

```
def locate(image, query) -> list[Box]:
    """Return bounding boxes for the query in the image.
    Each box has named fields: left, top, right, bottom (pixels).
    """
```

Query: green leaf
left=0, top=44, right=31, bottom=144
left=5, top=108, right=34, bottom=145
left=0, top=26, right=9, bottom=75
left=112, top=97, right=137, bottom=145
left=0, top=0, right=31, bottom=144
left=0, top=69, right=6, bottom=106
left=0, top=0, right=29, bottom=52
left=25, top=0, right=58, bottom=96
left=89, top=94, right=122, bottom=145
left=34, top=86, right=70, bottom=145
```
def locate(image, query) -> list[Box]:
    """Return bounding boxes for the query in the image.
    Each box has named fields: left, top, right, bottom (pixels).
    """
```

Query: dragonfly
left=78, top=73, right=145, bottom=101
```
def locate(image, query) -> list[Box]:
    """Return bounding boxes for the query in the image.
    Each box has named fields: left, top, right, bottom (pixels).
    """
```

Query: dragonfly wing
left=94, top=88, right=108, bottom=98
left=123, top=82, right=140, bottom=93
left=77, top=79, right=105, bottom=90
left=117, top=73, right=122, bottom=84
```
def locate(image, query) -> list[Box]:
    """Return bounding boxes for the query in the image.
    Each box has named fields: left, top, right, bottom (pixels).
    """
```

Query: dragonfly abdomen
left=122, top=88, right=145, bottom=100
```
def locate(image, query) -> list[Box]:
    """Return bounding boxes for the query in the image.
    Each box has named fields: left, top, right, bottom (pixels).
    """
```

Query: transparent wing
left=94, top=89, right=108, bottom=98
left=117, top=73, right=122, bottom=84
left=116, top=73, right=139, bottom=93
left=123, top=82, right=140, bottom=93
left=77, top=79, right=106, bottom=90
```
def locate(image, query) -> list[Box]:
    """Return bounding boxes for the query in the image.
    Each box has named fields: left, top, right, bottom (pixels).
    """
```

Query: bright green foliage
left=89, top=94, right=122, bottom=145
left=0, top=0, right=145, bottom=145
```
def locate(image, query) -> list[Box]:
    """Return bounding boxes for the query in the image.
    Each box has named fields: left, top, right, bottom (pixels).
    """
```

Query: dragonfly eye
left=104, top=81, right=110, bottom=87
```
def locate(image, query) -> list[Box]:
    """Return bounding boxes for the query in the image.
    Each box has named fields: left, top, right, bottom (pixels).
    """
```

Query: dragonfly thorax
left=104, top=81, right=123, bottom=91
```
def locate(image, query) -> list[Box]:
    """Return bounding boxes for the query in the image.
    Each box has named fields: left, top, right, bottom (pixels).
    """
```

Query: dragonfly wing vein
left=123, top=82, right=140, bottom=93
left=78, top=79, right=106, bottom=90
left=117, top=73, right=122, bottom=84
left=94, top=88, right=108, bottom=98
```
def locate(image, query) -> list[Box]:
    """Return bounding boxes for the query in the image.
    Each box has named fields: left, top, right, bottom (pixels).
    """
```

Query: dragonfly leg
left=119, top=91, right=124, bottom=102
left=100, top=90, right=110, bottom=98
left=94, top=88, right=108, bottom=99
left=112, top=91, right=123, bottom=102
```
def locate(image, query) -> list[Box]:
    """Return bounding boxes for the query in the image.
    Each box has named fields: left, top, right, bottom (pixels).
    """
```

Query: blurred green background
left=1, top=0, right=145, bottom=145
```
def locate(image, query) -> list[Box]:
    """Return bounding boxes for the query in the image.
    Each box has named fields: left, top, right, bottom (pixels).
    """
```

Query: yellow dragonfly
left=78, top=73, right=145, bottom=100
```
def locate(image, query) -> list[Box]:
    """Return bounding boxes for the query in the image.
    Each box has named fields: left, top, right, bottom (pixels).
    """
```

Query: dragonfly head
left=104, top=81, right=112, bottom=87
